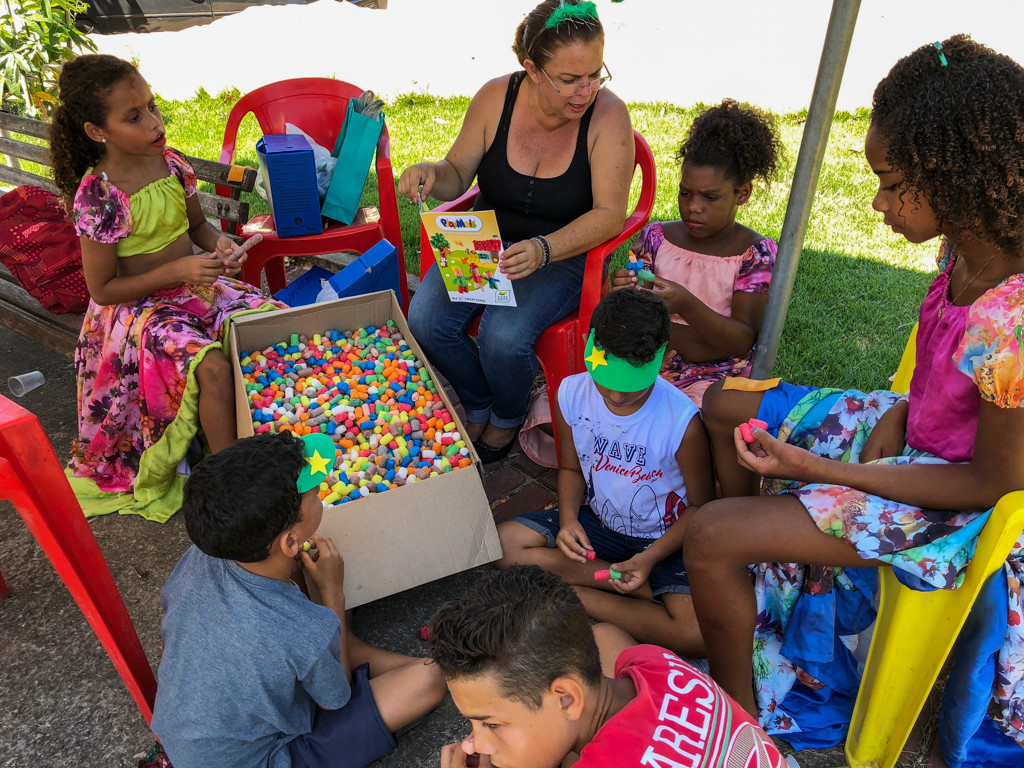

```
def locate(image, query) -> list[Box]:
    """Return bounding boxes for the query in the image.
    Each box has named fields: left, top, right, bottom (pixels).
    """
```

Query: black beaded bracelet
left=533, top=235, right=552, bottom=268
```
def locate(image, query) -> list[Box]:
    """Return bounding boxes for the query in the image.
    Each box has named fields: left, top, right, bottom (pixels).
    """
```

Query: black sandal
left=474, top=423, right=523, bottom=464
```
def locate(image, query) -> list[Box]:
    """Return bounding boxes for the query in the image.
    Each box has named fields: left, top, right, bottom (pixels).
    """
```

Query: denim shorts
left=512, top=505, right=690, bottom=597
left=288, top=663, right=396, bottom=768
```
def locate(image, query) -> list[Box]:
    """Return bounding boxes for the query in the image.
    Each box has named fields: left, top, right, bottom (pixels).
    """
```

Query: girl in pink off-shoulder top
left=611, top=100, right=784, bottom=408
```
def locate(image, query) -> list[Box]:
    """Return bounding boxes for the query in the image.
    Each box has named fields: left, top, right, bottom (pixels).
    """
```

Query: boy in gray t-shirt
left=151, top=433, right=445, bottom=768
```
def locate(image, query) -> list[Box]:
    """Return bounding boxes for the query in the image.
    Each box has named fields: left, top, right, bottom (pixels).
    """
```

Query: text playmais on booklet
left=420, top=210, right=517, bottom=307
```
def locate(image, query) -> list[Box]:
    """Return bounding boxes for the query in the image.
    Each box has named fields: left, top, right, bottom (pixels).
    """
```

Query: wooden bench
left=0, top=111, right=258, bottom=358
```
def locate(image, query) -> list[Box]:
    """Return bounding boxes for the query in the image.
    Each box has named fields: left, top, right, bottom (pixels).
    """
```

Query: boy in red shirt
left=429, top=565, right=784, bottom=768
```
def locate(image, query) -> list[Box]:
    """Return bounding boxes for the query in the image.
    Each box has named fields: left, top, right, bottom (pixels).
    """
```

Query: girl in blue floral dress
left=688, top=36, right=1024, bottom=767
left=50, top=55, right=281, bottom=521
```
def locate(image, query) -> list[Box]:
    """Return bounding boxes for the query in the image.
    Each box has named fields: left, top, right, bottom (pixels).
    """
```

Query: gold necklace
left=940, top=251, right=999, bottom=319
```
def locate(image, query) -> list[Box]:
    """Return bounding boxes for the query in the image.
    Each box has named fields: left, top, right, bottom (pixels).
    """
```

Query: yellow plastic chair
left=845, top=324, right=1024, bottom=768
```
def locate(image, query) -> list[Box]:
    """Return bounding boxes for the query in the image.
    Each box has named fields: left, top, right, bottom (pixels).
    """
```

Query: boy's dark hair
left=50, top=54, right=140, bottom=203
left=182, top=433, right=307, bottom=562
left=871, top=35, right=1024, bottom=255
left=512, top=0, right=604, bottom=69
left=590, top=287, right=670, bottom=366
left=676, top=99, right=784, bottom=187
left=429, top=565, right=602, bottom=709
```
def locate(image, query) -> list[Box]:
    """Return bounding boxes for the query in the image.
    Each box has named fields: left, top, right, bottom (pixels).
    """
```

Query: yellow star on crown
left=585, top=347, right=607, bottom=371
left=305, top=449, right=330, bottom=476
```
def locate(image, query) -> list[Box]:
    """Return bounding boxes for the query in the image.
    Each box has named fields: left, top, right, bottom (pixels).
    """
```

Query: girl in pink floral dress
left=50, top=55, right=281, bottom=521
left=690, top=37, right=1024, bottom=767
left=611, top=99, right=784, bottom=408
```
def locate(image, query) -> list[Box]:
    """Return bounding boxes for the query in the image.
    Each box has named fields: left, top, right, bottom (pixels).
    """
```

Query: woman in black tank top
left=399, top=0, right=634, bottom=463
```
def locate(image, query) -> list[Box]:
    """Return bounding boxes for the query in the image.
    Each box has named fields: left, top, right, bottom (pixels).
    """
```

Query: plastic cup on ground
left=8, top=371, right=44, bottom=397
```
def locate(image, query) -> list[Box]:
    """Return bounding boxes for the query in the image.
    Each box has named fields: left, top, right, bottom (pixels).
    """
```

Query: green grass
left=155, top=90, right=940, bottom=390
left=9, top=88, right=937, bottom=390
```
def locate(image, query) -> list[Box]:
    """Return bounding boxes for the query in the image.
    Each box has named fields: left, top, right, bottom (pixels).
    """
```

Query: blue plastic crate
left=256, top=134, right=323, bottom=237
left=272, top=265, right=334, bottom=307
left=326, top=239, right=403, bottom=311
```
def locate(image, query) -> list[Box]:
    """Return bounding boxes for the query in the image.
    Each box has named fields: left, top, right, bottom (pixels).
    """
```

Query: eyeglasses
left=539, top=63, right=613, bottom=95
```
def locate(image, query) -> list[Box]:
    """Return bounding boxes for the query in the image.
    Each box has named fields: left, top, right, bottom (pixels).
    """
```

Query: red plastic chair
left=0, top=396, right=156, bottom=723
left=216, top=78, right=409, bottom=310
left=418, top=131, right=656, bottom=461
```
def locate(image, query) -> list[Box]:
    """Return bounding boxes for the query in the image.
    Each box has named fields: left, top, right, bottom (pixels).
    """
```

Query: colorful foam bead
left=239, top=323, right=469, bottom=509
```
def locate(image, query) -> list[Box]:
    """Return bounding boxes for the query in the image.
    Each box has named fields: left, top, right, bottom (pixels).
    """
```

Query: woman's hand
left=734, top=426, right=820, bottom=481
left=861, top=399, right=909, bottom=462
left=176, top=253, right=225, bottom=287
left=556, top=519, right=594, bottom=563
left=398, top=162, right=438, bottom=204
left=498, top=239, right=544, bottom=280
left=611, top=553, right=653, bottom=594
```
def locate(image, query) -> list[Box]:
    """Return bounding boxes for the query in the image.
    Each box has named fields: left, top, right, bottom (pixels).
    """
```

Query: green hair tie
left=545, top=1, right=599, bottom=29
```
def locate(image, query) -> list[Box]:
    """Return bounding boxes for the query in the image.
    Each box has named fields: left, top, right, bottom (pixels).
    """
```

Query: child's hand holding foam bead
left=303, top=535, right=344, bottom=606
left=602, top=554, right=652, bottom=593
left=555, top=519, right=594, bottom=563
left=625, top=251, right=656, bottom=286
left=738, top=418, right=768, bottom=444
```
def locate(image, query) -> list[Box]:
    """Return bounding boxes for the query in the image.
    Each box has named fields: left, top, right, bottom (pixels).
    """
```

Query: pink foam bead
left=749, top=418, right=768, bottom=431
left=739, top=423, right=755, bottom=442
left=585, top=550, right=596, bottom=561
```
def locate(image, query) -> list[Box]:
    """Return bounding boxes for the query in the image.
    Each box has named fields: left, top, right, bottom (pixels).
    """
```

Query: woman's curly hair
left=676, top=99, right=784, bottom=187
left=871, top=35, right=1024, bottom=255
left=50, top=54, right=139, bottom=203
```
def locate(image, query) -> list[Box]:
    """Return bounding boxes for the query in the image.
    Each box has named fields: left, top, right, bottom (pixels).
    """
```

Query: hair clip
left=527, top=1, right=599, bottom=58
left=545, top=1, right=598, bottom=30
left=933, top=41, right=948, bottom=67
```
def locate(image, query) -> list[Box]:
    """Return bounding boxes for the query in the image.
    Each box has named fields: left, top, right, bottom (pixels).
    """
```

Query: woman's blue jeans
left=408, top=255, right=586, bottom=429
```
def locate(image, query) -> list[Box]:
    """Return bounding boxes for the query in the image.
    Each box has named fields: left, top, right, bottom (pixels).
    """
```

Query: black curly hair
left=676, top=99, right=783, bottom=187
left=512, top=0, right=604, bottom=69
left=590, top=287, right=670, bottom=367
left=49, top=54, right=139, bottom=203
left=428, top=565, right=602, bottom=709
left=182, top=433, right=307, bottom=563
left=871, top=35, right=1024, bottom=255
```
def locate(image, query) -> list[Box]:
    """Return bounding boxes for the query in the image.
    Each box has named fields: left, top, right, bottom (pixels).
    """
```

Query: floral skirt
left=66, top=277, right=281, bottom=520
left=753, top=388, right=1024, bottom=765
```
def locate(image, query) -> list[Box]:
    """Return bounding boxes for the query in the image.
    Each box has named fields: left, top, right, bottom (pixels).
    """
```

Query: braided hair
left=871, top=35, right=1024, bottom=255
left=49, top=54, right=139, bottom=202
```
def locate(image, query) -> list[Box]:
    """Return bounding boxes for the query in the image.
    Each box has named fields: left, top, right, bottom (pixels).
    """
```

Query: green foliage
left=429, top=232, right=449, bottom=252
left=0, top=0, right=96, bottom=117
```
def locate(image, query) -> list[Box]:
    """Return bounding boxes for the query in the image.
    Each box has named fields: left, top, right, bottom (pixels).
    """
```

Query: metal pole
left=751, top=0, right=861, bottom=378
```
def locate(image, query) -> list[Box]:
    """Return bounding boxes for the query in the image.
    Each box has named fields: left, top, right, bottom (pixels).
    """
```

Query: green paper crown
left=584, top=328, right=666, bottom=392
left=545, top=1, right=598, bottom=29
left=297, top=433, right=336, bottom=493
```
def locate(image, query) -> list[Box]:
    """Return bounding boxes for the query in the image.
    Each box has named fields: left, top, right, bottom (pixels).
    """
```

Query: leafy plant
left=0, top=0, right=96, bottom=117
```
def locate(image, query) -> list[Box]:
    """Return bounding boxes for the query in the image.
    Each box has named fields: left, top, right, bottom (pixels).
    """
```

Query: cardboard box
left=229, top=291, right=501, bottom=607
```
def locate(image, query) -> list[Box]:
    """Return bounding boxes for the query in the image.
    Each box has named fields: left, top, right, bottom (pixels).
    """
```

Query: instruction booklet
left=420, top=210, right=517, bottom=307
